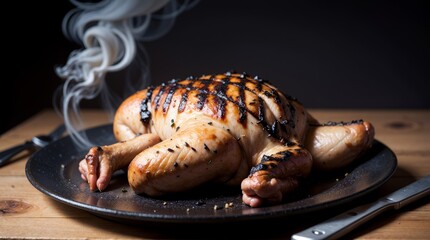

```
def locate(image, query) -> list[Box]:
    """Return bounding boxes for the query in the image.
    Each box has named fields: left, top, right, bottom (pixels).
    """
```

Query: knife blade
left=291, top=175, right=430, bottom=240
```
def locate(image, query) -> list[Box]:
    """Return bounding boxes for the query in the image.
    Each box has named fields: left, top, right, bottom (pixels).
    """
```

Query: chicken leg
left=241, top=142, right=313, bottom=207
left=79, top=133, right=161, bottom=191
left=128, top=123, right=249, bottom=196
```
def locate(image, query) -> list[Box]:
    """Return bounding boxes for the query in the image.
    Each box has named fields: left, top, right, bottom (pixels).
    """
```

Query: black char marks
left=254, top=75, right=265, bottom=91
left=140, top=85, right=154, bottom=124
left=213, top=77, right=229, bottom=119
left=327, top=119, right=363, bottom=126
left=237, top=76, right=247, bottom=123
left=196, top=79, right=211, bottom=110
left=153, top=83, right=166, bottom=111
left=249, top=150, right=293, bottom=175
left=139, top=72, right=299, bottom=142
left=178, top=81, right=193, bottom=113
left=162, top=79, right=178, bottom=113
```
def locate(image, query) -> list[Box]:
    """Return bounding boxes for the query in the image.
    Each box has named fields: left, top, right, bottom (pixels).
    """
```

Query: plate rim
left=25, top=124, right=397, bottom=223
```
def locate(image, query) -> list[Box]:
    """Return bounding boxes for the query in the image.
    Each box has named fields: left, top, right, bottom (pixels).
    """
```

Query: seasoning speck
left=167, top=148, right=174, bottom=153
left=204, top=143, right=210, bottom=151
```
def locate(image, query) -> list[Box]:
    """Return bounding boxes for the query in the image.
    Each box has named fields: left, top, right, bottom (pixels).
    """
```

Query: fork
left=0, top=124, right=66, bottom=167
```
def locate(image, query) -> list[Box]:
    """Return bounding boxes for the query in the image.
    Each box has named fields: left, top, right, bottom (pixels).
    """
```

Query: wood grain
left=1, top=109, right=429, bottom=239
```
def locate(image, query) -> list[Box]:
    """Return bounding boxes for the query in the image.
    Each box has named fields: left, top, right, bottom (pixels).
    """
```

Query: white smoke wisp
left=54, top=0, right=199, bottom=150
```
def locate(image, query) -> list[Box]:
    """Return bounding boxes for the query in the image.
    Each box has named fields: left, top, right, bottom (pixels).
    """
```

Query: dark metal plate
left=25, top=124, right=397, bottom=224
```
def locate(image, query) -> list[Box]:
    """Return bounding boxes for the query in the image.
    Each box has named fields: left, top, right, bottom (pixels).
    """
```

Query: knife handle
left=291, top=175, right=430, bottom=240
left=0, top=141, right=34, bottom=167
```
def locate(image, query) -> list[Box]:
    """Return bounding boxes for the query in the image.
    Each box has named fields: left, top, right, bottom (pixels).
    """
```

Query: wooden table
left=1, top=109, right=429, bottom=239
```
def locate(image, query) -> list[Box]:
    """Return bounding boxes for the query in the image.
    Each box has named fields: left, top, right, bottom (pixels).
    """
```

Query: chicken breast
left=79, top=72, right=374, bottom=207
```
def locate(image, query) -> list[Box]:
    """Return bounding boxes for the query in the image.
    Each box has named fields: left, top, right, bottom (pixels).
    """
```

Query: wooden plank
left=350, top=219, right=430, bottom=239
left=1, top=109, right=429, bottom=239
left=0, top=217, right=164, bottom=239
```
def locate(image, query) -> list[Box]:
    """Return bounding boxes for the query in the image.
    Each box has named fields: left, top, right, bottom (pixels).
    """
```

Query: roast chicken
left=79, top=72, right=374, bottom=207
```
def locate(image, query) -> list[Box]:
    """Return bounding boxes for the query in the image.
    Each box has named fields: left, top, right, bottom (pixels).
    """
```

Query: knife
left=291, top=175, right=430, bottom=240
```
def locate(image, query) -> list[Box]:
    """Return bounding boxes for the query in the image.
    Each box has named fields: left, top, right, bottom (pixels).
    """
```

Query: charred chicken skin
left=79, top=72, right=375, bottom=207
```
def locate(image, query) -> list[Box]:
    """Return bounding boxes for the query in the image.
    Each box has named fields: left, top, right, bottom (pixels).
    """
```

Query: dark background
left=2, top=0, right=429, bottom=134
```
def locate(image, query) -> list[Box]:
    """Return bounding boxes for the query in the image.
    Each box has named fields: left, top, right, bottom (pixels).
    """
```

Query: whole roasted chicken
left=79, top=72, right=374, bottom=207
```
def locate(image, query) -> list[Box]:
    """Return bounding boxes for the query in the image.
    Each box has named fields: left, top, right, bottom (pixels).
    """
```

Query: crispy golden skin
left=79, top=72, right=374, bottom=207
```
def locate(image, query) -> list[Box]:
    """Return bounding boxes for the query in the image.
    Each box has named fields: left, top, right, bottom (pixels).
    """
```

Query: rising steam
left=54, top=0, right=199, bottom=149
